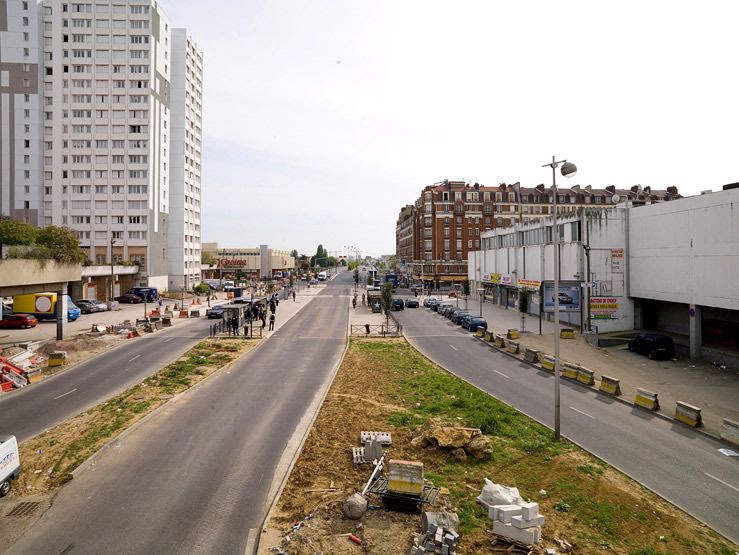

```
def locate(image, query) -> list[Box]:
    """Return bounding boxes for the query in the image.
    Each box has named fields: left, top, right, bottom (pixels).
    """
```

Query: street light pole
left=542, top=156, right=578, bottom=441
left=109, top=237, right=117, bottom=302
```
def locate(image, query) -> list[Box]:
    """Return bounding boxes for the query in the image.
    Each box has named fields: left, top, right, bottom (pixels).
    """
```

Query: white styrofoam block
left=497, top=505, right=523, bottom=524
left=488, top=504, right=519, bottom=521
left=534, top=526, right=541, bottom=543
left=477, top=495, right=494, bottom=510
left=511, top=514, right=546, bottom=529
left=521, top=501, right=539, bottom=520
left=493, top=520, right=540, bottom=546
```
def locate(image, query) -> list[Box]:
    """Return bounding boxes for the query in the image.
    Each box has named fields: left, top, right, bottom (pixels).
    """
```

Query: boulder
left=465, top=435, right=494, bottom=459
left=449, top=448, right=467, bottom=462
left=433, top=426, right=481, bottom=449
left=343, top=493, right=368, bottom=520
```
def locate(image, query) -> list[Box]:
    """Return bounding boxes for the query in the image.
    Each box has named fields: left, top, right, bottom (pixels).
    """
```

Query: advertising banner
left=542, top=282, right=581, bottom=312
left=590, top=297, right=619, bottom=319
left=517, top=279, right=542, bottom=290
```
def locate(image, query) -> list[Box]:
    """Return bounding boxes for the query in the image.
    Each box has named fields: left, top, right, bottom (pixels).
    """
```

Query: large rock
left=422, top=511, right=460, bottom=534
left=465, top=435, right=494, bottom=459
left=433, top=426, right=481, bottom=449
left=343, top=493, right=368, bottom=520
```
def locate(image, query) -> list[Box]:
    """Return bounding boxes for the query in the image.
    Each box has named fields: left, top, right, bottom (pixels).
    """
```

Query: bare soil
left=261, top=338, right=737, bottom=555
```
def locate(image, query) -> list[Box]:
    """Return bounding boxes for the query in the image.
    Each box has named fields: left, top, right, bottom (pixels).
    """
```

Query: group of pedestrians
left=225, top=292, right=283, bottom=335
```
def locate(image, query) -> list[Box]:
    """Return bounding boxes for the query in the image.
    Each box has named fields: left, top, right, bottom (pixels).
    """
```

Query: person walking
left=361, top=293, right=365, bottom=306
left=231, top=316, right=239, bottom=336
left=269, top=313, right=275, bottom=331
left=352, top=296, right=357, bottom=309
left=292, top=290, right=296, bottom=301
left=261, top=313, right=266, bottom=329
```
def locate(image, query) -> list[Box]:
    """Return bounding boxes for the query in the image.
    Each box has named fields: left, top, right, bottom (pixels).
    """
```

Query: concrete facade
left=202, top=242, right=294, bottom=279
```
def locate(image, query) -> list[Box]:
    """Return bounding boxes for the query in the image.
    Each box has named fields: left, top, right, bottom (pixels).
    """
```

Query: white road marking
left=128, top=354, right=141, bottom=362
left=54, top=388, right=78, bottom=400
left=123, top=368, right=129, bottom=372
left=705, top=473, right=739, bottom=493
left=449, top=345, right=458, bottom=351
left=163, top=338, right=173, bottom=343
left=493, top=370, right=510, bottom=379
left=569, top=406, right=595, bottom=419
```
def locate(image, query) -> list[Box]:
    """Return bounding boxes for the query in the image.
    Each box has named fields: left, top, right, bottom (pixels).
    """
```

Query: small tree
left=35, top=226, right=88, bottom=264
left=382, top=282, right=393, bottom=326
left=463, top=278, right=471, bottom=309
left=201, top=251, right=216, bottom=266
left=518, top=289, right=530, bottom=333
left=0, top=218, right=38, bottom=255
left=353, top=267, right=359, bottom=288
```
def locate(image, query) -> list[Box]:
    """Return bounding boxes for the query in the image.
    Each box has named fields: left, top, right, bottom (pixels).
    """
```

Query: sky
left=160, top=0, right=739, bottom=257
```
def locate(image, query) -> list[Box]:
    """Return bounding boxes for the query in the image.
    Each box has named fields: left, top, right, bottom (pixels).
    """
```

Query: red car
left=115, top=293, right=143, bottom=304
left=0, top=314, right=38, bottom=329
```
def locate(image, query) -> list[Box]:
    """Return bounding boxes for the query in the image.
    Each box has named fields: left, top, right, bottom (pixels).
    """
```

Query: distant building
left=201, top=243, right=294, bottom=280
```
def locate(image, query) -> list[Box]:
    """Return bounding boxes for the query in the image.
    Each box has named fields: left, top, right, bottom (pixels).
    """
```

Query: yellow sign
left=517, top=279, right=541, bottom=290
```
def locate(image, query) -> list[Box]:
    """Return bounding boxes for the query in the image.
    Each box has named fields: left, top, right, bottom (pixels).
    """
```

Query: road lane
left=397, top=307, right=739, bottom=543
left=9, top=273, right=351, bottom=554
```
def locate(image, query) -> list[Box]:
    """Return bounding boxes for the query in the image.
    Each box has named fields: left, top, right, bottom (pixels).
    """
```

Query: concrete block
left=523, top=348, right=540, bottom=363
left=521, top=502, right=539, bottom=520
left=577, top=366, right=595, bottom=386
left=505, top=340, right=520, bottom=354
left=434, top=528, right=443, bottom=543
left=488, top=504, right=519, bottom=521
left=493, top=520, right=540, bottom=546
left=541, top=354, right=555, bottom=371
left=497, top=505, right=523, bottom=524
left=441, top=544, right=449, bottom=555
left=720, top=418, right=739, bottom=446
left=511, top=514, right=546, bottom=529
left=675, top=401, right=702, bottom=428
left=426, top=523, right=437, bottom=536
left=635, top=387, right=660, bottom=411
left=443, top=532, right=455, bottom=545
left=562, top=362, right=579, bottom=380
left=560, top=328, right=575, bottom=339
left=599, top=375, right=621, bottom=396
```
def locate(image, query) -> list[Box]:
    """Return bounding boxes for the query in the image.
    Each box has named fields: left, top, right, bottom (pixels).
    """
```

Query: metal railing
left=350, top=323, right=402, bottom=337
left=209, top=319, right=262, bottom=339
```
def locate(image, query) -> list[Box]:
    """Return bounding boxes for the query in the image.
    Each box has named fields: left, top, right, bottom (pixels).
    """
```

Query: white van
left=0, top=435, right=20, bottom=497
left=317, top=271, right=327, bottom=281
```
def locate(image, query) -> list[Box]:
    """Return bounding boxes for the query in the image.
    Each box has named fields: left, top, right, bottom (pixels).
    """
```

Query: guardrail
left=350, top=324, right=402, bottom=337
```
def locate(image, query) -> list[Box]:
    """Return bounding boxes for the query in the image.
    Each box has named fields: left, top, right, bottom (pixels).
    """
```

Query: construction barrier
left=505, top=340, right=520, bottom=354
left=162, top=317, right=172, bottom=327
left=635, top=387, right=660, bottom=411
left=507, top=329, right=520, bottom=340
left=179, top=310, right=189, bottom=318
left=227, top=292, right=234, bottom=299
left=541, top=355, right=555, bottom=371
left=562, top=362, right=579, bottom=380
left=493, top=334, right=506, bottom=348
left=675, top=401, right=702, bottom=428
left=560, top=328, right=575, bottom=339
left=599, top=375, right=622, bottom=396
left=48, top=351, right=67, bottom=367
left=484, top=330, right=494, bottom=342
left=576, top=366, right=595, bottom=386
left=153, top=321, right=163, bottom=331
left=475, top=328, right=485, bottom=338
left=189, top=309, right=201, bottom=318
left=26, top=369, right=43, bottom=384
left=523, top=348, right=539, bottom=364
left=720, top=419, right=739, bottom=446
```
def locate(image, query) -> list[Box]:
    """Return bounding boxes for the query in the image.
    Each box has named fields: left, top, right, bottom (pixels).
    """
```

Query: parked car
left=463, top=316, right=488, bottom=332
left=405, top=298, right=419, bottom=308
left=423, top=298, right=437, bottom=308
left=0, top=314, right=38, bottom=329
left=448, top=308, right=465, bottom=320
left=115, top=293, right=143, bottom=304
left=206, top=306, right=226, bottom=319
left=391, top=298, right=404, bottom=311
left=628, top=333, right=675, bottom=360
left=439, top=304, right=455, bottom=317
left=426, top=299, right=440, bottom=309
left=75, top=299, right=108, bottom=314
left=451, top=310, right=472, bottom=324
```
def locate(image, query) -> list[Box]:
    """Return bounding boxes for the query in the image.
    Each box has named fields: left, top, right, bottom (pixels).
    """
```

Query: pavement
left=411, top=291, right=739, bottom=437
left=347, top=286, right=392, bottom=334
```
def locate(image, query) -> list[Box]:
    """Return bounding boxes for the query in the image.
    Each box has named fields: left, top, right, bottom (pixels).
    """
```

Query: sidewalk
left=425, top=293, right=739, bottom=437
left=348, top=288, right=393, bottom=336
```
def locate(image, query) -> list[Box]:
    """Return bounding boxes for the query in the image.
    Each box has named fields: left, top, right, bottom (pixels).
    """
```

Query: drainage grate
left=6, top=501, right=40, bottom=517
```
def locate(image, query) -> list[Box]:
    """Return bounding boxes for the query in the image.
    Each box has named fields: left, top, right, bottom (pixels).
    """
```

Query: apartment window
left=456, top=239, right=463, bottom=250
left=95, top=185, right=107, bottom=193
left=127, top=185, right=147, bottom=194
left=94, top=216, right=107, bottom=224
left=112, top=216, right=124, bottom=224
left=111, top=185, right=123, bottom=193
left=128, top=231, right=146, bottom=239
left=128, top=215, right=146, bottom=224
left=423, top=240, right=432, bottom=250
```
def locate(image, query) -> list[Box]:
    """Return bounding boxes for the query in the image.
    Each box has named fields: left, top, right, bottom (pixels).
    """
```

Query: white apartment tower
left=168, top=29, right=202, bottom=291
left=0, top=0, right=44, bottom=226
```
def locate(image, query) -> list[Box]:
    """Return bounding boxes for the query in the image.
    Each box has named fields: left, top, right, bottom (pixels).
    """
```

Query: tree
left=35, top=226, right=88, bottom=264
left=518, top=289, right=530, bottom=333
left=0, top=218, right=38, bottom=251
left=382, top=282, right=393, bottom=326
left=298, top=255, right=310, bottom=270
left=388, top=255, right=399, bottom=271
left=201, top=251, right=216, bottom=266
left=463, top=278, right=471, bottom=309
left=310, top=244, right=328, bottom=267
left=353, top=267, right=359, bottom=289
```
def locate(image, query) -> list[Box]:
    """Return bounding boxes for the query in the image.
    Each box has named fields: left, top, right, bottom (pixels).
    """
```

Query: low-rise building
left=201, top=243, right=294, bottom=280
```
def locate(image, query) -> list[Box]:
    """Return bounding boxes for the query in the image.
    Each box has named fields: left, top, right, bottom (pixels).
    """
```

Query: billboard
left=542, top=282, right=581, bottom=313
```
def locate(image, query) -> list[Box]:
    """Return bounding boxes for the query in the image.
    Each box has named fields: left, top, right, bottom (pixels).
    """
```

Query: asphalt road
left=1, top=316, right=215, bottom=442
left=9, top=272, right=351, bottom=555
left=395, top=306, right=739, bottom=543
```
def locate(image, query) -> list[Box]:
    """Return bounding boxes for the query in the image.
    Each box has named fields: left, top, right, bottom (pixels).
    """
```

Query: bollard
left=598, top=375, right=622, bottom=396
left=562, top=362, right=579, bottom=380
left=576, top=366, right=595, bottom=386
left=507, top=329, right=520, bottom=340
left=635, top=388, right=660, bottom=411
left=523, top=348, right=540, bottom=364
left=560, top=328, right=575, bottom=339
left=505, top=340, right=520, bottom=354
left=675, top=401, right=702, bottom=428
left=493, top=334, right=506, bottom=348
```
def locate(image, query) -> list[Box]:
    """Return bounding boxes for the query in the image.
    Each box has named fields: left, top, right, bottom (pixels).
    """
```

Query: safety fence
left=350, top=323, right=403, bottom=337
left=209, top=319, right=263, bottom=339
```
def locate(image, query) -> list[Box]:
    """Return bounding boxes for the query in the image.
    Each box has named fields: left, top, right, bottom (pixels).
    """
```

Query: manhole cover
left=6, top=501, right=40, bottom=517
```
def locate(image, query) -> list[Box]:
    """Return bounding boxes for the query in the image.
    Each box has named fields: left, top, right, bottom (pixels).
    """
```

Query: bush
left=193, top=283, right=210, bottom=295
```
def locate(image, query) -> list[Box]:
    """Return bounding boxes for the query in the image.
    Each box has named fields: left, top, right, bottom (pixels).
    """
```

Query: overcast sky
left=160, top=0, right=738, bottom=257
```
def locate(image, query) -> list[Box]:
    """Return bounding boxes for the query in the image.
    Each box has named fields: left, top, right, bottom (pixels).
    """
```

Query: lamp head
left=561, top=162, right=577, bottom=178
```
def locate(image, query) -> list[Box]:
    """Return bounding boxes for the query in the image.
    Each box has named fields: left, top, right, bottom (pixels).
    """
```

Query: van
left=127, top=287, right=159, bottom=302
left=12, top=293, right=81, bottom=321
left=0, top=435, right=20, bottom=497
left=317, top=271, right=327, bottom=281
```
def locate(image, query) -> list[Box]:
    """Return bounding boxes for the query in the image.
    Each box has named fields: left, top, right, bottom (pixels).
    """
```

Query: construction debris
left=478, top=479, right=544, bottom=547
left=361, top=431, right=392, bottom=445
left=412, top=419, right=493, bottom=459
left=411, top=513, right=461, bottom=554
left=388, top=460, right=425, bottom=496
left=343, top=493, right=368, bottom=520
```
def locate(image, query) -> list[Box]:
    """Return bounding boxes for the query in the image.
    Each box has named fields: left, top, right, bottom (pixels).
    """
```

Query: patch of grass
left=388, top=411, right=423, bottom=428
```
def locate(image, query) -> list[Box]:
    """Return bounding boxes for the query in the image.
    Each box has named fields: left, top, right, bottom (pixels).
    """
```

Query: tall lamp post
left=542, top=156, right=578, bottom=441
left=109, top=237, right=118, bottom=302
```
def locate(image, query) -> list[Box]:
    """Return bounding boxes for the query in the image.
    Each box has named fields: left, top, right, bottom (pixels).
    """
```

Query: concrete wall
left=629, top=189, right=739, bottom=311
left=0, top=259, right=81, bottom=296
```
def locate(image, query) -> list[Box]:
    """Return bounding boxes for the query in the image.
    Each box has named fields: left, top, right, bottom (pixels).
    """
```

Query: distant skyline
left=161, top=0, right=739, bottom=256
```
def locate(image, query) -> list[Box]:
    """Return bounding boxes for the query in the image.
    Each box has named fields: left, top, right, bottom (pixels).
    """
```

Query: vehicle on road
left=628, top=333, right=675, bottom=360
left=0, top=435, right=20, bottom=498
left=405, top=298, right=419, bottom=308
left=317, top=271, right=327, bottom=281
left=391, top=298, right=404, bottom=311
left=451, top=310, right=472, bottom=324
left=12, top=293, right=80, bottom=321
left=0, top=314, right=38, bottom=329
left=75, top=299, right=108, bottom=314
left=206, top=306, right=226, bottom=319
left=128, top=287, right=159, bottom=302
left=115, top=293, right=143, bottom=304
left=462, top=316, right=488, bottom=332
left=425, top=298, right=440, bottom=309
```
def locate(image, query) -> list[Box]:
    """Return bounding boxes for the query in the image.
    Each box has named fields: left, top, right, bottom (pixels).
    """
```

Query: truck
left=12, top=293, right=81, bottom=321
left=0, top=435, right=20, bottom=497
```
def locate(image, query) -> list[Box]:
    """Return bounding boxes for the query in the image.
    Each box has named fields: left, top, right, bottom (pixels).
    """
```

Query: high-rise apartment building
left=0, top=0, right=43, bottom=226
left=3, top=0, right=202, bottom=291
left=397, top=179, right=681, bottom=286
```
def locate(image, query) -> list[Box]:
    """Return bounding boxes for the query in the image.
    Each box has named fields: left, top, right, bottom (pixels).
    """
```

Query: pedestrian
left=158, top=297, right=163, bottom=310
left=231, top=317, right=239, bottom=336
left=352, top=297, right=357, bottom=309
left=269, top=313, right=275, bottom=331
left=292, top=290, right=296, bottom=301
left=261, top=314, right=266, bottom=329
left=361, top=293, right=365, bottom=306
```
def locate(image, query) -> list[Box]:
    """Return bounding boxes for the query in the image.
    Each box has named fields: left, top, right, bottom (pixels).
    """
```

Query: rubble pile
left=411, top=419, right=493, bottom=460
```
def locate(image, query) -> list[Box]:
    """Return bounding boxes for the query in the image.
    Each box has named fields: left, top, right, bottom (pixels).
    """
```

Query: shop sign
left=611, top=248, right=624, bottom=273
left=517, top=279, right=542, bottom=290
left=590, top=297, right=619, bottom=319
left=501, top=275, right=512, bottom=285
left=488, top=273, right=501, bottom=284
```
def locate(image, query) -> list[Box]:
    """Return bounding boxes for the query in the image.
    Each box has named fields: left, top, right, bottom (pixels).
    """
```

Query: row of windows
left=70, top=214, right=147, bottom=224
left=480, top=222, right=581, bottom=250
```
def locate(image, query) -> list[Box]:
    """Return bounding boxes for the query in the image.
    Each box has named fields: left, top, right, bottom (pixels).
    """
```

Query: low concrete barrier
left=153, top=321, right=163, bottom=331
left=475, top=328, right=485, bottom=337
left=523, top=348, right=539, bottom=364
left=507, top=329, right=520, bottom=340
left=599, top=375, right=622, bottom=396
left=484, top=330, right=494, bottom=342
left=635, top=387, right=660, bottom=411
left=562, top=362, right=579, bottom=380
left=541, top=354, right=555, bottom=371
left=48, top=351, right=67, bottom=367
left=162, top=317, right=172, bottom=327
left=505, top=340, right=520, bottom=354
left=189, top=309, right=201, bottom=318
left=560, top=328, right=575, bottom=339
left=720, top=419, right=739, bottom=446
left=675, top=401, right=702, bottom=428
left=179, top=310, right=189, bottom=318
left=493, top=334, right=506, bottom=348
left=26, top=369, right=43, bottom=384
left=576, top=366, right=595, bottom=386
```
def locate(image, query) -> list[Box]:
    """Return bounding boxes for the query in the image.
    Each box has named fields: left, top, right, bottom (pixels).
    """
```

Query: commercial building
left=397, top=179, right=679, bottom=286
left=1, top=0, right=202, bottom=298
left=201, top=243, right=295, bottom=280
